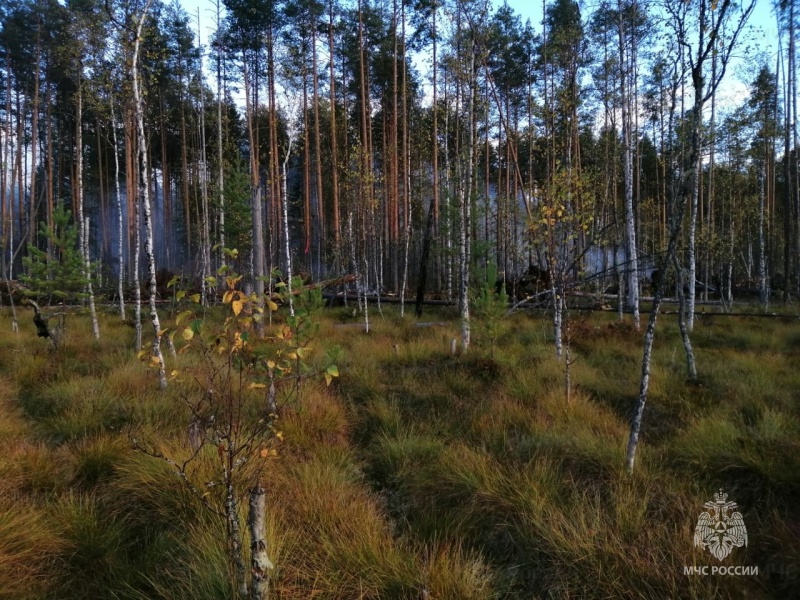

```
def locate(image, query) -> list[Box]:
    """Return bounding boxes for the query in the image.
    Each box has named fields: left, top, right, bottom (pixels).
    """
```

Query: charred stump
left=25, top=300, right=59, bottom=348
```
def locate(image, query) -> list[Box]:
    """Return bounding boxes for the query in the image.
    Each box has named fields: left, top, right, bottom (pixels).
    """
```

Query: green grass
left=0, top=306, right=798, bottom=598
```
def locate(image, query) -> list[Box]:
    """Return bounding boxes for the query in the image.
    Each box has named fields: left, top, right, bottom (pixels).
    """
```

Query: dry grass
left=0, top=306, right=797, bottom=598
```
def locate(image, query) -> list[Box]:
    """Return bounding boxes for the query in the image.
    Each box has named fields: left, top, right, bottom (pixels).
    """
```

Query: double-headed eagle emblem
left=694, top=489, right=748, bottom=561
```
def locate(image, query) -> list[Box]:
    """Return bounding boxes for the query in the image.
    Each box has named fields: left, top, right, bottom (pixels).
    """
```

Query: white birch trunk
left=85, top=217, right=100, bottom=340
left=216, top=0, right=225, bottom=270
left=443, top=76, right=452, bottom=302
left=134, top=173, right=142, bottom=352
left=282, top=148, right=294, bottom=317
left=687, top=158, right=699, bottom=331
left=618, top=9, right=640, bottom=330
left=553, top=286, right=563, bottom=359
left=727, top=188, right=735, bottom=309
left=197, top=10, right=211, bottom=307
left=459, top=51, right=475, bottom=353
left=758, top=167, right=767, bottom=307
left=226, top=482, right=247, bottom=597
left=792, top=3, right=800, bottom=300
left=133, top=0, right=166, bottom=389
left=110, top=95, right=125, bottom=320
left=672, top=255, right=697, bottom=379
left=628, top=65, right=700, bottom=473
left=248, top=486, right=273, bottom=600
left=458, top=171, right=470, bottom=352
left=75, top=75, right=99, bottom=341
left=362, top=250, right=370, bottom=334
left=400, top=208, right=411, bottom=318
left=7, top=81, right=13, bottom=283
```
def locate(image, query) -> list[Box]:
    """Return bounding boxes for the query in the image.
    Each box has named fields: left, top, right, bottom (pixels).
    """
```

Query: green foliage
left=21, top=205, right=90, bottom=304
left=214, top=163, right=253, bottom=267
left=472, top=261, right=508, bottom=358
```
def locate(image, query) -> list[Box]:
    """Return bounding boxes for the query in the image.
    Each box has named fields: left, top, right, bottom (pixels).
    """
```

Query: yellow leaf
left=149, top=355, right=161, bottom=367
left=267, top=360, right=276, bottom=370
left=249, top=383, right=266, bottom=389
left=190, top=293, right=201, bottom=303
left=137, top=350, right=148, bottom=360
left=267, top=299, right=279, bottom=312
left=232, top=300, right=243, bottom=316
left=182, top=328, right=194, bottom=341
left=171, top=370, right=179, bottom=377
left=275, top=431, right=284, bottom=441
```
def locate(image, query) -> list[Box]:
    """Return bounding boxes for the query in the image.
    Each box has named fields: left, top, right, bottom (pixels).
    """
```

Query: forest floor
left=0, top=302, right=798, bottom=599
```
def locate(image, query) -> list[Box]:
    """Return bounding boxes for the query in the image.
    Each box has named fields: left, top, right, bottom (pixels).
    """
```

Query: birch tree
left=131, top=0, right=168, bottom=388
left=110, top=93, right=125, bottom=320
left=617, top=0, right=641, bottom=330
left=626, top=0, right=755, bottom=473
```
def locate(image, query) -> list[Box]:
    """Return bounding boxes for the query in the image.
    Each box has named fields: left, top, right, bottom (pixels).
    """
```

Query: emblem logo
left=694, top=489, right=748, bottom=561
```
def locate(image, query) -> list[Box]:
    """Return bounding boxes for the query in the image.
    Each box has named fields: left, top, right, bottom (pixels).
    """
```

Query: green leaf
left=176, top=290, right=186, bottom=301
left=176, top=310, right=193, bottom=326
left=326, top=364, right=339, bottom=378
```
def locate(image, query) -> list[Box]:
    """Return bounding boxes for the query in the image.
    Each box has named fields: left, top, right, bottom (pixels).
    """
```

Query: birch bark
left=132, top=0, right=167, bottom=389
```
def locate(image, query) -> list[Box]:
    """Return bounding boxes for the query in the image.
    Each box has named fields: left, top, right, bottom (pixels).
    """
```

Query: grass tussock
left=0, top=306, right=797, bottom=598
left=0, top=500, right=64, bottom=600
